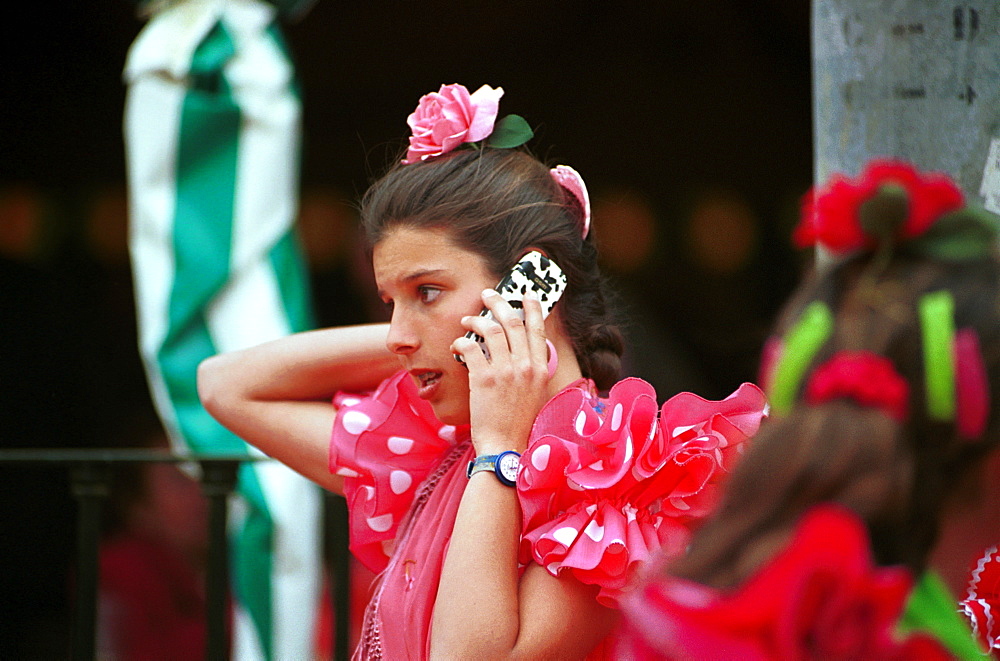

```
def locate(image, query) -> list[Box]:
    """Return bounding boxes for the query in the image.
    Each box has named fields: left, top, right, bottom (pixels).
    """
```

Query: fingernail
left=483, top=288, right=497, bottom=297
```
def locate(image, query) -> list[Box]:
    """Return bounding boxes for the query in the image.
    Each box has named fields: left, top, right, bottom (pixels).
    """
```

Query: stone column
left=813, top=1, right=1000, bottom=210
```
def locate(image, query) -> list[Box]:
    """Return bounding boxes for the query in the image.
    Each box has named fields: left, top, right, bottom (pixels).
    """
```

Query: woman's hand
left=451, top=289, right=552, bottom=456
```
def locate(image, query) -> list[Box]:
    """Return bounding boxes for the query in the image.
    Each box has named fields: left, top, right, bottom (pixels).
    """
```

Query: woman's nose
left=385, top=309, right=418, bottom=355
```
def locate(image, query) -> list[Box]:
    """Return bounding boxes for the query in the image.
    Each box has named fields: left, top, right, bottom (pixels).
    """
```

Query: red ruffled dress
left=329, top=371, right=767, bottom=660
left=962, top=546, right=1000, bottom=657
left=615, top=505, right=955, bottom=660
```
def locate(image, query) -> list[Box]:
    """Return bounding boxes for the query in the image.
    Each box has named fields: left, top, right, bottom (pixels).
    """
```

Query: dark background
left=1, top=0, right=812, bottom=657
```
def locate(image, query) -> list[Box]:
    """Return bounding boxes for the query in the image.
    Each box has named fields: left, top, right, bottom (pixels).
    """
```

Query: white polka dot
left=531, top=444, right=551, bottom=471
left=670, top=497, right=690, bottom=511
left=610, top=403, right=624, bottom=431
left=567, top=480, right=585, bottom=491
left=367, top=514, right=393, bottom=532
left=340, top=397, right=362, bottom=407
left=363, top=486, right=375, bottom=501
left=553, top=526, right=579, bottom=547
left=672, top=423, right=696, bottom=437
left=387, top=436, right=414, bottom=455
left=575, top=410, right=587, bottom=436
left=438, top=426, right=456, bottom=442
left=648, top=420, right=658, bottom=440
left=588, top=460, right=604, bottom=471
left=624, top=435, right=634, bottom=463
left=390, top=470, right=412, bottom=494
left=584, top=520, right=605, bottom=542
left=342, top=410, right=372, bottom=435
left=335, top=467, right=360, bottom=478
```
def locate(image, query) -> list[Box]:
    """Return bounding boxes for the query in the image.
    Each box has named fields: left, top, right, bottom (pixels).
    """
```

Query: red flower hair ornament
left=794, top=159, right=964, bottom=255
left=805, top=351, right=910, bottom=421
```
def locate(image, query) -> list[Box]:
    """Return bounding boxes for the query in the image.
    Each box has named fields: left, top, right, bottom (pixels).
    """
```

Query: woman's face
left=373, top=226, right=499, bottom=425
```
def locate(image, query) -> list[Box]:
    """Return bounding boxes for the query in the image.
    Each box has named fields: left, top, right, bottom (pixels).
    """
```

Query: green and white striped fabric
left=124, top=1, right=322, bottom=658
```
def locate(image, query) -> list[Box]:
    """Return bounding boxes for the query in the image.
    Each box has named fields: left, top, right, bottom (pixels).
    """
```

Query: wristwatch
left=466, top=450, right=521, bottom=487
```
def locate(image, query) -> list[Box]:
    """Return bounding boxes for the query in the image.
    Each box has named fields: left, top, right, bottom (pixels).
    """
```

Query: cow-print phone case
left=455, top=250, right=567, bottom=364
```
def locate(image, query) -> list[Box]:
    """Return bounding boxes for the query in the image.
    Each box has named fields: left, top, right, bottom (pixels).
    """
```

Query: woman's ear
left=521, top=246, right=549, bottom=259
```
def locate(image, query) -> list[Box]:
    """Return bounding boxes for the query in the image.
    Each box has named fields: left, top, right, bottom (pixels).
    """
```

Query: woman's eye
left=418, top=286, right=441, bottom=303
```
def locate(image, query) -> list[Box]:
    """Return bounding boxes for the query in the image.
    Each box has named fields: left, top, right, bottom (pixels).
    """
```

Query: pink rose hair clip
left=402, top=83, right=533, bottom=164
left=402, top=83, right=592, bottom=239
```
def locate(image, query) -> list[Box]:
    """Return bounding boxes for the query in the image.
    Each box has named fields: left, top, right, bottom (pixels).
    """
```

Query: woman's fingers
left=520, top=291, right=548, bottom=365
left=451, top=334, right=489, bottom=371
left=461, top=289, right=548, bottom=375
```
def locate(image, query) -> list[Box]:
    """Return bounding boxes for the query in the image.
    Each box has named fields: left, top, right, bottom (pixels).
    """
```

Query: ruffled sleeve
left=330, top=370, right=464, bottom=573
left=517, top=377, right=768, bottom=607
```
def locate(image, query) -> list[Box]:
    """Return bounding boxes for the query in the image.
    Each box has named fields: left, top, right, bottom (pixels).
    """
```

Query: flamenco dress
left=329, top=370, right=767, bottom=660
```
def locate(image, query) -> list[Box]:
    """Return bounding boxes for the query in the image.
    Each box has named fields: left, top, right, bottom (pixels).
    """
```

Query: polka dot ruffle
left=518, top=378, right=768, bottom=608
left=331, top=371, right=464, bottom=573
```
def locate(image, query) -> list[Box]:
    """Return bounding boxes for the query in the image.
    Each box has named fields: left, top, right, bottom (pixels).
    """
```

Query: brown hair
left=672, top=248, right=1000, bottom=587
left=360, top=147, right=624, bottom=390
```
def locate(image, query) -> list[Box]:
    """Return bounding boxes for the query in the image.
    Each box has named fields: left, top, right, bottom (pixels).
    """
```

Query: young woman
left=198, top=83, right=766, bottom=659
left=616, top=159, right=1000, bottom=659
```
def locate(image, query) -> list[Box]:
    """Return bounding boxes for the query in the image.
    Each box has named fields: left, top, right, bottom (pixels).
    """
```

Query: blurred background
left=1, top=0, right=811, bottom=656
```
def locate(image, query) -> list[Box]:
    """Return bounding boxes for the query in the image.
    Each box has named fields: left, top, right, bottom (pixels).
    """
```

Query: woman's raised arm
left=197, top=323, right=398, bottom=494
left=430, top=292, right=617, bottom=660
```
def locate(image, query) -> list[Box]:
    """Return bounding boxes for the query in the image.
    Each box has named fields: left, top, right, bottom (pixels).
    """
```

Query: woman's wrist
left=471, top=439, right=525, bottom=456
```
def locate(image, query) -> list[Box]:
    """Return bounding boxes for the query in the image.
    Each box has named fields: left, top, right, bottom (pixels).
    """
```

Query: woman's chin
left=429, top=401, right=470, bottom=427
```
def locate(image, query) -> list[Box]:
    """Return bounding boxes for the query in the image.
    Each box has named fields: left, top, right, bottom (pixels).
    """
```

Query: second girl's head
left=673, top=159, right=1000, bottom=587
left=359, top=89, right=623, bottom=425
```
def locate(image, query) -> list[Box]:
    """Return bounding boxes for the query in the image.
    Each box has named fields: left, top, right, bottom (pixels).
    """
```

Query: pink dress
left=329, top=371, right=767, bottom=660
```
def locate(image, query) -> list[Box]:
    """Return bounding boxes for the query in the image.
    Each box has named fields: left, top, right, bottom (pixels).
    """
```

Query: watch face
left=498, top=452, right=520, bottom=482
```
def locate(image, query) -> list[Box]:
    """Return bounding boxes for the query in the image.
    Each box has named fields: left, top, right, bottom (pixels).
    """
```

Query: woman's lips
left=412, top=370, right=442, bottom=399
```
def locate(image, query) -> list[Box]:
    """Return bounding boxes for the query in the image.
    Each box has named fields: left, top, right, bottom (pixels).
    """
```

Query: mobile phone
left=454, top=250, right=567, bottom=364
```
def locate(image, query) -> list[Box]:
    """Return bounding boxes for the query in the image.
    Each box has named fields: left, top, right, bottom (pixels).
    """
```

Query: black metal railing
left=0, top=449, right=350, bottom=661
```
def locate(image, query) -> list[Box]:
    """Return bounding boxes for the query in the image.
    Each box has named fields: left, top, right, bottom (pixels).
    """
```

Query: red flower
left=617, top=505, right=950, bottom=660
left=793, top=159, right=964, bottom=254
left=805, top=351, right=909, bottom=421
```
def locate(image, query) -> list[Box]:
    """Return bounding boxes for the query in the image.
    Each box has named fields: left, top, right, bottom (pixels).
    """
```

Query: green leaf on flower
left=910, top=207, right=1000, bottom=261
left=486, top=114, right=534, bottom=149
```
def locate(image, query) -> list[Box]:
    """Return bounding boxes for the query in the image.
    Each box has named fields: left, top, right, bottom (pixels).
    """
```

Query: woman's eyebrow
left=377, top=269, right=449, bottom=298
left=401, top=268, right=447, bottom=284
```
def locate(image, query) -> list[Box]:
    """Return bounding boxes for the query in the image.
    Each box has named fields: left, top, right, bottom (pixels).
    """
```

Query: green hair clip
left=919, top=290, right=957, bottom=421
left=768, top=300, right=835, bottom=416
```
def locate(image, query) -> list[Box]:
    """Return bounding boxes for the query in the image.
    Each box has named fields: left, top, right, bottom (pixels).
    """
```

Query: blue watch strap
left=466, top=451, right=521, bottom=486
